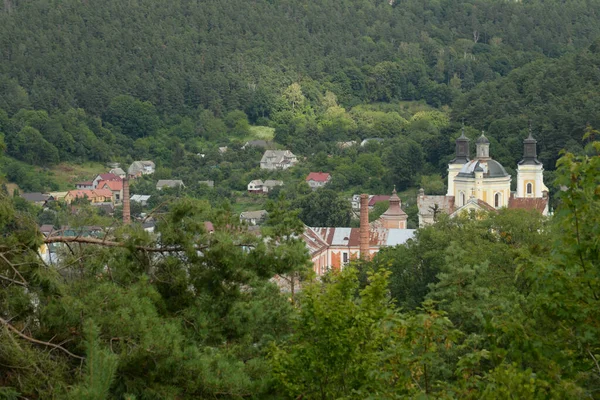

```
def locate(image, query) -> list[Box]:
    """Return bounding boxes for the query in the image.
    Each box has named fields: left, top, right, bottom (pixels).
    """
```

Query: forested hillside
left=1, top=0, right=600, bottom=190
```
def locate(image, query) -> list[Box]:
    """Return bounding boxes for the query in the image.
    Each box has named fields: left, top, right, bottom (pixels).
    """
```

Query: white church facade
left=417, top=129, right=549, bottom=227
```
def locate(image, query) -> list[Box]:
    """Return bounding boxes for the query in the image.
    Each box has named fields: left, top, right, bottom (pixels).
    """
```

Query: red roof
left=508, top=197, right=548, bottom=213
left=306, top=172, right=331, bottom=183
left=97, top=180, right=123, bottom=191
left=97, top=173, right=121, bottom=181
left=368, top=195, right=390, bottom=207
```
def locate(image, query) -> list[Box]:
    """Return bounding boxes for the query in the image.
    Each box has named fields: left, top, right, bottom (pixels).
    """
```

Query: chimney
left=360, top=194, right=369, bottom=260
left=122, top=177, right=131, bottom=224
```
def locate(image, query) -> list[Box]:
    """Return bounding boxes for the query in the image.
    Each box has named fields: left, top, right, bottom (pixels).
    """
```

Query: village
left=23, top=131, right=549, bottom=275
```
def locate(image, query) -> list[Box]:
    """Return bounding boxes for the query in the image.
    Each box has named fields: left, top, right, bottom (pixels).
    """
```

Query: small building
left=128, top=161, right=155, bottom=178
left=306, top=172, right=331, bottom=189
left=48, top=191, right=69, bottom=201
left=247, top=179, right=264, bottom=193
left=75, top=181, right=94, bottom=190
left=130, top=194, right=151, bottom=207
left=336, top=141, right=357, bottom=149
left=263, top=180, right=284, bottom=193
left=156, top=180, right=185, bottom=190
left=109, top=168, right=127, bottom=179
left=240, top=210, right=268, bottom=226
left=21, top=192, right=52, bottom=206
left=260, top=150, right=298, bottom=170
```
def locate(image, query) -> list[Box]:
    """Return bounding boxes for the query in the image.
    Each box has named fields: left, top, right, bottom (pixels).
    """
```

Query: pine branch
left=0, top=316, right=84, bottom=360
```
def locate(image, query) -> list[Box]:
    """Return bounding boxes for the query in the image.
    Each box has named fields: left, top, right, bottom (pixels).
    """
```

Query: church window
left=460, top=192, right=465, bottom=206
left=494, top=192, right=501, bottom=208
left=526, top=183, right=532, bottom=195
left=343, top=252, right=348, bottom=264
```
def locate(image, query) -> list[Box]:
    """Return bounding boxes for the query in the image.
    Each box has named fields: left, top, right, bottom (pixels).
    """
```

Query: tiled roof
left=368, top=195, right=390, bottom=207
left=508, top=197, right=548, bottom=213
left=306, top=172, right=331, bottom=182
left=97, top=180, right=123, bottom=191
left=67, top=189, right=113, bottom=199
left=97, top=173, right=121, bottom=181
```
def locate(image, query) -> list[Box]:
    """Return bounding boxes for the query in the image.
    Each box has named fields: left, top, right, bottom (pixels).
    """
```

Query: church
left=417, top=129, right=549, bottom=227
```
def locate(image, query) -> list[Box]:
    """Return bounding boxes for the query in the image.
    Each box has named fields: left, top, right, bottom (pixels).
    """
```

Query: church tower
left=379, top=187, right=408, bottom=229
left=516, top=129, right=547, bottom=198
left=447, top=127, right=470, bottom=196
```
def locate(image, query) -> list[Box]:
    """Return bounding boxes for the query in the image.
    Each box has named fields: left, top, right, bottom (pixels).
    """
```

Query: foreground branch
left=0, top=317, right=84, bottom=361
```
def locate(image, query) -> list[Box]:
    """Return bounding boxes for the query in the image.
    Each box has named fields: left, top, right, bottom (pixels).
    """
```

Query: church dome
left=457, top=159, right=509, bottom=178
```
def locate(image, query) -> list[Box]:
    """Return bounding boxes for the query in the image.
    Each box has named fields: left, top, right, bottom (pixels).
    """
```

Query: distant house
left=263, top=180, right=283, bottom=193
left=240, top=210, right=268, bottom=226
left=109, top=168, right=126, bottom=179
left=247, top=179, right=264, bottom=193
left=75, top=181, right=94, bottom=190
left=198, top=180, right=215, bottom=188
left=128, top=161, right=155, bottom=178
left=242, top=140, right=274, bottom=150
left=368, top=195, right=391, bottom=209
left=92, top=173, right=121, bottom=189
left=130, top=194, right=151, bottom=207
left=306, top=172, right=331, bottom=189
left=156, top=180, right=185, bottom=190
left=48, top=191, right=69, bottom=201
left=219, top=146, right=228, bottom=154
left=260, top=150, right=298, bottom=170
left=21, top=192, right=52, bottom=206
left=247, top=179, right=283, bottom=194
left=64, top=189, right=114, bottom=204
left=96, top=180, right=124, bottom=204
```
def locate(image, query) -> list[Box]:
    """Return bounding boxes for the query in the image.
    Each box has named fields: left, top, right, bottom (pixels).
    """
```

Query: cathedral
left=417, top=129, right=549, bottom=227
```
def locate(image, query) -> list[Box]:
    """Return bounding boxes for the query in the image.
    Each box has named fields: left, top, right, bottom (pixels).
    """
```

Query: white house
left=260, top=150, right=298, bottom=170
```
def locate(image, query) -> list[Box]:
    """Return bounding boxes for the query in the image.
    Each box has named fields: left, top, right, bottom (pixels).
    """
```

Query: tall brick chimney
left=122, top=177, right=131, bottom=224
left=360, top=194, right=369, bottom=260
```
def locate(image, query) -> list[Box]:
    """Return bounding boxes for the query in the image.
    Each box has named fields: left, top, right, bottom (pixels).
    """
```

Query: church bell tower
left=447, top=126, right=470, bottom=196
left=516, top=128, right=547, bottom=198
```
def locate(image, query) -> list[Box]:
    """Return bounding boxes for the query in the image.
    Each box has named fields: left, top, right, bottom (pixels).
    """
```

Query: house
left=247, top=180, right=264, bottom=193
left=20, top=192, right=52, bottom=206
left=64, top=189, right=114, bottom=204
left=368, top=195, right=391, bottom=209
left=240, top=210, right=268, bottom=226
left=263, top=180, right=283, bottom=193
left=92, top=173, right=121, bottom=189
left=417, top=130, right=549, bottom=227
left=306, top=172, right=331, bottom=189
left=109, top=168, right=126, bottom=179
left=219, top=146, right=228, bottom=154
left=303, top=191, right=414, bottom=275
left=156, top=180, right=185, bottom=190
left=128, top=161, right=155, bottom=178
left=247, top=179, right=283, bottom=194
left=198, top=180, right=215, bottom=188
left=260, top=150, right=298, bottom=170
left=96, top=180, right=124, bottom=204
left=75, top=181, right=94, bottom=190
left=242, top=140, right=274, bottom=150
left=130, top=194, right=151, bottom=207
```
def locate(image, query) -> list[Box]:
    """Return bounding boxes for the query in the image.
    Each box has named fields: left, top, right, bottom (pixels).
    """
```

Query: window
left=526, top=183, right=533, bottom=195
left=460, top=192, right=466, bottom=206
left=494, top=192, right=501, bottom=208
left=343, top=252, right=348, bottom=263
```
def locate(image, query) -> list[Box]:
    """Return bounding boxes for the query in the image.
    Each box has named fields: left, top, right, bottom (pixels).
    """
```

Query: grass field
left=47, top=162, right=107, bottom=190
left=246, top=126, right=275, bottom=141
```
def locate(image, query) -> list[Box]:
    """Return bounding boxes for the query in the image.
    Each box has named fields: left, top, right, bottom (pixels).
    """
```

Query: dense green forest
left=1, top=0, right=600, bottom=202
